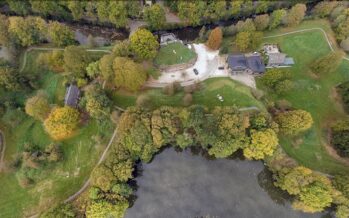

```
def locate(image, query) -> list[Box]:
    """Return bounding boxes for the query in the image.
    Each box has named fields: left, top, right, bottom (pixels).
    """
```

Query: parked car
left=193, top=68, right=199, bottom=75
left=218, top=66, right=224, bottom=70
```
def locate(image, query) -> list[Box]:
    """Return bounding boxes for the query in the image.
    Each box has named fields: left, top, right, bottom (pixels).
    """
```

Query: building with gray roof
left=64, top=84, right=80, bottom=108
left=227, top=54, right=265, bottom=74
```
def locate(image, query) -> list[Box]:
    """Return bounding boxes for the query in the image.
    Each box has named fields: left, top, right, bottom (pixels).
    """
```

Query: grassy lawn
left=112, top=78, right=265, bottom=110
left=154, top=42, right=197, bottom=66
left=0, top=50, right=113, bottom=217
left=259, top=20, right=349, bottom=175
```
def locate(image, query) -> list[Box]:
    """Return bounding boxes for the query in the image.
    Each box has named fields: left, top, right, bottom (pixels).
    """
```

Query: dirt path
left=19, top=47, right=111, bottom=73
left=263, top=27, right=349, bottom=61
left=0, top=131, right=5, bottom=172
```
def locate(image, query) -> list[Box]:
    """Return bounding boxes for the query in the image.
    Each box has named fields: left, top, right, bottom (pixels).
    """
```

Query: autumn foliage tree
left=276, top=110, right=313, bottom=136
left=44, top=106, right=80, bottom=140
left=130, top=29, right=159, bottom=60
left=206, top=27, right=223, bottom=50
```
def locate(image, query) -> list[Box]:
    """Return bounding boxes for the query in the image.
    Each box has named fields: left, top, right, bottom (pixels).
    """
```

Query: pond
left=125, top=148, right=324, bottom=218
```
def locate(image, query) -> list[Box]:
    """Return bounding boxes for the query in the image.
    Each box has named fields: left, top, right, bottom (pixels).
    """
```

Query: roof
left=227, top=54, right=265, bottom=73
left=268, top=53, right=286, bottom=65
left=227, top=54, right=248, bottom=70
left=284, top=57, right=295, bottom=65
left=264, top=44, right=279, bottom=54
left=64, top=85, right=80, bottom=107
left=246, top=55, right=265, bottom=73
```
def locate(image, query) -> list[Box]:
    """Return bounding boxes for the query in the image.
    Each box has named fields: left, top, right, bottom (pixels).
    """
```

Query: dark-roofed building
left=64, top=84, right=80, bottom=108
left=227, top=53, right=265, bottom=74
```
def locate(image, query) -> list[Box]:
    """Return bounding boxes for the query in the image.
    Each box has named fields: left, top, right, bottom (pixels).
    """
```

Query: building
left=227, top=53, right=265, bottom=74
left=263, top=44, right=295, bottom=68
left=160, top=33, right=182, bottom=46
left=64, top=84, right=80, bottom=108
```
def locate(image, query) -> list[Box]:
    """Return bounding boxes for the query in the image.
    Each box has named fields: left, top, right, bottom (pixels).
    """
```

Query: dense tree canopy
left=254, top=14, right=270, bottom=31
left=235, top=31, right=263, bottom=52
left=269, top=9, right=287, bottom=30
left=63, top=46, right=94, bottom=78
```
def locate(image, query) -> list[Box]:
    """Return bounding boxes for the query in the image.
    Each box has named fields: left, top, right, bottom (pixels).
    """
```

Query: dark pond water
left=125, top=148, right=324, bottom=218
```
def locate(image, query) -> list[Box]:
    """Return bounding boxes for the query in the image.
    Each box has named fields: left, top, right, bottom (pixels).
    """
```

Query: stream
left=125, top=148, right=325, bottom=218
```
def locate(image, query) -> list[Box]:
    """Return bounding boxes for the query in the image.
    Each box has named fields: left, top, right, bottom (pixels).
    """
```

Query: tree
left=130, top=29, right=159, bottom=60
left=331, top=120, right=349, bottom=157
left=236, top=18, right=256, bottom=33
left=284, top=4, right=306, bottom=27
left=312, top=1, right=338, bottom=18
left=336, top=205, right=349, bottom=218
left=275, top=166, right=314, bottom=195
left=127, top=1, right=142, bottom=18
left=208, top=139, right=243, bottom=158
left=276, top=110, right=313, bottom=135
left=204, top=1, right=228, bottom=22
left=235, top=31, right=263, bottom=52
left=310, top=51, right=343, bottom=75
left=340, top=37, right=349, bottom=52
left=109, top=1, right=128, bottom=28
left=99, top=53, right=115, bottom=81
left=48, top=21, right=75, bottom=47
left=40, top=203, right=76, bottom=218
left=269, top=9, right=286, bottom=30
left=63, top=46, right=93, bottom=78
left=37, top=50, right=64, bottom=72
left=86, top=61, right=100, bottom=79
left=86, top=200, right=129, bottom=218
left=0, top=14, right=10, bottom=46
left=7, top=0, right=31, bottom=15
left=177, top=1, right=206, bottom=26
left=256, top=1, right=269, bottom=14
left=82, top=85, right=111, bottom=120
left=231, top=0, right=243, bottom=16
left=243, top=129, right=278, bottom=160
left=67, top=0, right=85, bottom=20
left=144, top=4, right=166, bottom=30
left=254, top=14, right=270, bottom=31
left=336, top=19, right=349, bottom=41
left=206, top=27, right=223, bottom=50
left=25, top=91, right=51, bottom=121
left=112, top=57, right=147, bottom=91
left=0, top=65, right=19, bottom=90
left=293, top=181, right=333, bottom=213
left=90, top=166, right=115, bottom=191
left=44, top=106, right=80, bottom=140
left=112, top=40, right=132, bottom=57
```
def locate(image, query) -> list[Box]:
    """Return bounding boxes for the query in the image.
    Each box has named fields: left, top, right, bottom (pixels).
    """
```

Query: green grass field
left=0, top=50, right=113, bottom=217
left=154, top=42, right=197, bottom=66
left=259, top=20, right=349, bottom=175
left=112, top=78, right=265, bottom=110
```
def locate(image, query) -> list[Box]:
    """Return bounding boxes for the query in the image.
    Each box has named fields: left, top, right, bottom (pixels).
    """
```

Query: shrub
left=182, top=93, right=193, bottom=106
left=310, top=51, right=343, bottom=75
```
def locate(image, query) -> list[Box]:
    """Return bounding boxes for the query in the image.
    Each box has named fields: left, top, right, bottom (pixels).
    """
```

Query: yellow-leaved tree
left=243, top=128, right=278, bottom=160
left=44, top=106, right=80, bottom=140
